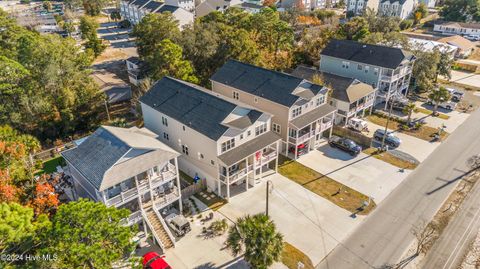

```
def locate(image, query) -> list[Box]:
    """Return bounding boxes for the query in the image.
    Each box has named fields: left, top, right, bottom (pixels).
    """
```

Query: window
left=163, top=132, right=169, bottom=140
left=233, top=91, right=239, bottom=100
left=316, top=96, right=324, bottom=106
left=221, top=138, right=235, bottom=153
left=365, top=66, right=369, bottom=73
left=289, top=128, right=297, bottom=138
left=255, top=123, right=267, bottom=136
left=247, top=130, right=251, bottom=136
left=357, top=64, right=363, bottom=70
left=161, top=116, right=168, bottom=126
left=291, top=107, right=302, bottom=118
left=182, top=145, right=189, bottom=155
left=198, top=152, right=204, bottom=159
left=374, top=68, right=379, bottom=75
left=342, top=61, right=350, bottom=69
left=240, top=134, right=244, bottom=140
left=211, top=160, right=215, bottom=165
left=183, top=126, right=186, bottom=131
left=272, top=123, right=281, bottom=134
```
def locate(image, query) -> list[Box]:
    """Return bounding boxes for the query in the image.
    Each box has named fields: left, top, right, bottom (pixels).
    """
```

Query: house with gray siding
left=320, top=39, right=415, bottom=109
left=211, top=60, right=336, bottom=159
left=140, top=76, right=281, bottom=201
left=61, top=126, right=182, bottom=251
left=292, top=65, right=376, bottom=126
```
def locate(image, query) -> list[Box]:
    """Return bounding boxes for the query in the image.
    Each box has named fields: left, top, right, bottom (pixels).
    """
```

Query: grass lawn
left=35, top=156, right=64, bottom=175
left=281, top=242, right=314, bottom=269
left=367, top=115, right=449, bottom=141
left=415, top=107, right=450, bottom=120
left=194, top=191, right=227, bottom=211
left=363, top=148, right=418, bottom=170
left=278, top=156, right=376, bottom=215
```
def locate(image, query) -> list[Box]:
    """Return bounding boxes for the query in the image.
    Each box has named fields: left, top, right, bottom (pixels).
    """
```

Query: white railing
left=320, top=121, right=333, bottom=131
left=141, top=208, right=166, bottom=250
left=260, top=151, right=277, bottom=163
left=289, top=132, right=311, bottom=144
left=153, top=187, right=180, bottom=209
left=153, top=204, right=176, bottom=248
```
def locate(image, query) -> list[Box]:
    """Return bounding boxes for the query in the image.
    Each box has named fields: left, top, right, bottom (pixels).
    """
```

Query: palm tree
left=226, top=214, right=284, bottom=269
left=428, top=87, right=451, bottom=115
left=402, top=102, right=416, bottom=126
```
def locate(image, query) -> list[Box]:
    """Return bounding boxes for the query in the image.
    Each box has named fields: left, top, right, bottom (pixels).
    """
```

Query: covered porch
left=217, top=132, right=281, bottom=201
left=286, top=105, right=336, bottom=159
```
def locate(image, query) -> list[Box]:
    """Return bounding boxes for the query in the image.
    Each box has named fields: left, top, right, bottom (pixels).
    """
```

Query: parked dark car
left=329, top=136, right=362, bottom=156
left=143, top=252, right=171, bottom=269
left=374, top=129, right=402, bottom=148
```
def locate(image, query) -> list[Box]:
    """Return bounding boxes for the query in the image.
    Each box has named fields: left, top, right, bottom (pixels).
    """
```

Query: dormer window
left=255, top=123, right=267, bottom=136
left=316, top=96, right=325, bottom=106
left=291, top=107, right=302, bottom=118
left=221, top=138, right=235, bottom=153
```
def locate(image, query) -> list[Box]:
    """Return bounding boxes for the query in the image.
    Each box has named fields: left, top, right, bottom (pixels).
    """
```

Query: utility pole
left=266, top=180, right=273, bottom=217
left=104, top=100, right=111, bottom=122
left=381, top=98, right=394, bottom=151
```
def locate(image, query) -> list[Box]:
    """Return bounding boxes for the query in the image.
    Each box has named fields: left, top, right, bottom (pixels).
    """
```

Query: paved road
left=316, top=108, right=480, bottom=269
left=422, top=171, right=480, bottom=269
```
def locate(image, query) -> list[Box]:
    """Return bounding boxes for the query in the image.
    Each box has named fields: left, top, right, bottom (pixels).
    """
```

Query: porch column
left=174, top=158, right=182, bottom=213
left=384, top=83, right=392, bottom=110
left=245, top=158, right=249, bottom=191
left=275, top=141, right=279, bottom=173
left=294, top=129, right=299, bottom=160
left=329, top=113, right=334, bottom=138
left=355, top=100, right=360, bottom=117
left=226, top=173, right=230, bottom=202
left=217, top=167, right=221, bottom=197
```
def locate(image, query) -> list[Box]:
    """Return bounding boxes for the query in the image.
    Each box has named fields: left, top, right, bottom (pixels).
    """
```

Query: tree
left=403, top=102, right=416, bottom=126
left=226, top=214, right=284, bottom=269
left=145, top=39, right=198, bottom=83
left=412, top=50, right=440, bottom=92
left=27, top=175, right=60, bottom=216
left=428, top=87, right=451, bottom=114
left=110, top=11, right=121, bottom=21
left=338, top=17, right=370, bottom=40
left=296, top=27, right=335, bottom=65
left=437, top=51, right=453, bottom=81
left=414, top=3, right=428, bottom=24
left=79, top=16, right=106, bottom=57
left=62, top=21, right=76, bottom=36
left=37, top=199, right=136, bottom=269
left=43, top=1, right=53, bottom=12
left=0, top=171, right=20, bottom=203
left=82, top=0, right=107, bottom=16
left=131, top=13, right=181, bottom=59
left=440, top=0, right=480, bottom=22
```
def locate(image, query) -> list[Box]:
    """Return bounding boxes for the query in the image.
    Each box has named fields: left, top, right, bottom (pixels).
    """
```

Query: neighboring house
left=62, top=126, right=182, bottom=251
left=140, top=77, right=282, bottom=201
left=120, top=0, right=194, bottom=28
left=378, top=0, right=415, bottom=19
left=232, top=2, right=263, bottom=13
left=434, top=21, right=480, bottom=37
left=195, top=0, right=242, bottom=17
left=210, top=60, right=336, bottom=159
left=437, top=35, right=476, bottom=58
left=346, top=0, right=379, bottom=16
left=292, top=65, right=376, bottom=126
left=320, top=39, right=415, bottom=108
left=418, top=0, right=435, bottom=8
left=280, top=0, right=340, bottom=10
left=408, top=38, right=457, bottom=59
left=126, top=56, right=147, bottom=86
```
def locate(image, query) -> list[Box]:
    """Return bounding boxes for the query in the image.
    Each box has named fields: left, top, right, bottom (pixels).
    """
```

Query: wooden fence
left=332, top=125, right=372, bottom=149
left=181, top=178, right=207, bottom=198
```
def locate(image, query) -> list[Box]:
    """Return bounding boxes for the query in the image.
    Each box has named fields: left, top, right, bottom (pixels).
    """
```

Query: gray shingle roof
left=140, top=77, right=256, bottom=140
left=131, top=0, right=151, bottom=7
left=62, top=127, right=132, bottom=190
left=62, top=126, right=179, bottom=191
left=211, top=60, right=323, bottom=107
left=143, top=1, right=163, bottom=12
left=157, top=5, right=180, bottom=13
left=321, top=39, right=413, bottom=69
left=290, top=104, right=336, bottom=129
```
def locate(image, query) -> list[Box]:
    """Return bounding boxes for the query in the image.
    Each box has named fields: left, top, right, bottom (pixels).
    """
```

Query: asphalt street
left=422, top=170, right=480, bottom=269
left=316, top=107, right=480, bottom=269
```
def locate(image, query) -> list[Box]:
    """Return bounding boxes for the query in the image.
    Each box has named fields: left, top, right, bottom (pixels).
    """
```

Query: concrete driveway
left=365, top=121, right=439, bottom=162
left=219, top=174, right=363, bottom=266
left=298, top=141, right=410, bottom=203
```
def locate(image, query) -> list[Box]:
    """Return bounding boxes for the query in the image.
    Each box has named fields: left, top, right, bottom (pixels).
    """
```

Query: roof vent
left=363, top=45, right=367, bottom=48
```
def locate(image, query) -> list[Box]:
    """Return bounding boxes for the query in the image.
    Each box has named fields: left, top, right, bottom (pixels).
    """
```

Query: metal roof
left=218, top=131, right=281, bottom=166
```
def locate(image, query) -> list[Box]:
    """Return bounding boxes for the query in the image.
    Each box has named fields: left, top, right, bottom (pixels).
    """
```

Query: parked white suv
left=427, top=99, right=457, bottom=110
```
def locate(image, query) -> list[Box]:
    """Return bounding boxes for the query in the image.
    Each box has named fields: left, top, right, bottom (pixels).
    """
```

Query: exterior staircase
left=145, top=208, right=175, bottom=249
